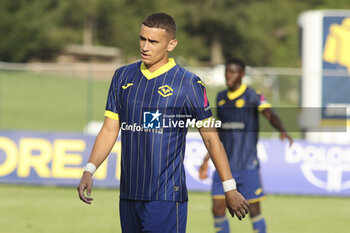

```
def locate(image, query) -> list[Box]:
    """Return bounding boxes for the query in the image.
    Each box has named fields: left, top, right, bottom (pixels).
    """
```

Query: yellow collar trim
left=141, top=58, right=176, bottom=80
left=227, top=84, right=247, bottom=100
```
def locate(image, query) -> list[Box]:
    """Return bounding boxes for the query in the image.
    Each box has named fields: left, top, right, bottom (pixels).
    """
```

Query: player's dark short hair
left=142, top=13, right=176, bottom=38
left=226, top=58, right=246, bottom=72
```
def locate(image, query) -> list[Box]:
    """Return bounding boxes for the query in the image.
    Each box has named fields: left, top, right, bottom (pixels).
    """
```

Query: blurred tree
left=179, top=0, right=307, bottom=66
left=0, top=0, right=65, bottom=61
left=55, top=0, right=101, bottom=46
left=178, top=0, right=350, bottom=67
left=181, top=0, right=239, bottom=65
left=0, top=0, right=348, bottom=65
left=96, top=0, right=159, bottom=61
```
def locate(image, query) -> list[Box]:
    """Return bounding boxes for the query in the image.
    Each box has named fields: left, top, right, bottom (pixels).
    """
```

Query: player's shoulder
left=176, top=65, right=202, bottom=82
left=175, top=66, right=208, bottom=93
left=116, top=61, right=142, bottom=73
left=217, top=90, right=227, bottom=99
left=246, top=87, right=271, bottom=107
left=245, top=86, right=262, bottom=97
left=111, top=61, right=142, bottom=82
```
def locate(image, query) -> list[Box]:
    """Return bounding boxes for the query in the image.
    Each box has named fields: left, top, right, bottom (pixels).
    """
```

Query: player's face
left=139, top=24, right=177, bottom=72
left=225, top=64, right=244, bottom=91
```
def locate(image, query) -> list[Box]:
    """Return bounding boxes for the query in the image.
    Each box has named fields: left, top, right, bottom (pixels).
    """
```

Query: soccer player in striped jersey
left=199, top=58, right=293, bottom=233
left=77, top=13, right=249, bottom=233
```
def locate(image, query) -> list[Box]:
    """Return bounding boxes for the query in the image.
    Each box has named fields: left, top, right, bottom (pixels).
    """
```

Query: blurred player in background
left=77, top=13, right=249, bottom=233
left=199, top=58, right=293, bottom=233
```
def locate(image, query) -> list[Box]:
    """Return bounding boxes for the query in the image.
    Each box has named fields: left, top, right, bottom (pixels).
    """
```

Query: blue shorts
left=119, top=199, right=188, bottom=233
left=211, top=169, right=265, bottom=203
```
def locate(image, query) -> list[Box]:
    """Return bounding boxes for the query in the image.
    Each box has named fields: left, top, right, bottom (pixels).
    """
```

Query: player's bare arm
left=261, top=108, right=293, bottom=146
left=198, top=126, right=249, bottom=220
left=77, top=117, right=120, bottom=204
left=199, top=153, right=210, bottom=180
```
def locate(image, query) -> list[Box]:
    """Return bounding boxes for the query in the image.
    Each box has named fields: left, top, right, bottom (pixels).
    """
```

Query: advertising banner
left=258, top=139, right=350, bottom=196
left=322, top=15, right=350, bottom=120
left=0, top=131, right=120, bottom=188
left=1, top=131, right=350, bottom=196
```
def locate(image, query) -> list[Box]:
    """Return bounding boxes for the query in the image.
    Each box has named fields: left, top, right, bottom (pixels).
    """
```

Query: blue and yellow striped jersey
left=105, top=58, right=211, bottom=202
left=216, top=84, right=271, bottom=172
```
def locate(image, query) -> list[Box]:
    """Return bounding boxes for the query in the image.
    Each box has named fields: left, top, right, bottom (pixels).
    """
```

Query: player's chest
left=218, top=95, right=254, bottom=109
left=119, top=76, right=187, bottom=108
left=217, top=96, right=256, bottom=119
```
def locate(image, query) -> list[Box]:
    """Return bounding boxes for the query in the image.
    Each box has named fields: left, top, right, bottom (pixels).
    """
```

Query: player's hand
left=225, top=189, right=249, bottom=220
left=77, top=171, right=94, bottom=204
left=280, top=132, right=293, bottom=147
left=198, top=160, right=209, bottom=180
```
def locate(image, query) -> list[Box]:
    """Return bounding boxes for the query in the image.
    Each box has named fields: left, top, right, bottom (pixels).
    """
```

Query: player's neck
left=145, top=57, right=169, bottom=73
left=228, top=83, right=242, bottom=92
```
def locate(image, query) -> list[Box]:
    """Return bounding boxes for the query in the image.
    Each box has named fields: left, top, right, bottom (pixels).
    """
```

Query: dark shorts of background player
left=119, top=199, right=188, bottom=233
left=211, top=169, right=266, bottom=203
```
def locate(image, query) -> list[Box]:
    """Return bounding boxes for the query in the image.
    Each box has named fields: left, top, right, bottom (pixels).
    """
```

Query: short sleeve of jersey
left=104, top=70, right=120, bottom=120
left=185, top=77, right=212, bottom=120
left=254, top=90, right=272, bottom=112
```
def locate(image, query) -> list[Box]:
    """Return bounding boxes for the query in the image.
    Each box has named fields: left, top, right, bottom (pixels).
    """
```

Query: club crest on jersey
left=235, top=98, right=245, bottom=108
left=158, top=85, right=173, bottom=97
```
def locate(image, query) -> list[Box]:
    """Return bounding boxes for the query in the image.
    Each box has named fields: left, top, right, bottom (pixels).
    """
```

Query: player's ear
left=167, top=39, right=178, bottom=52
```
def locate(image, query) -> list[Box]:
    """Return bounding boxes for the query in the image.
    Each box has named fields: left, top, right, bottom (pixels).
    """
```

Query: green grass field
left=0, top=71, right=111, bottom=132
left=1, top=184, right=349, bottom=233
